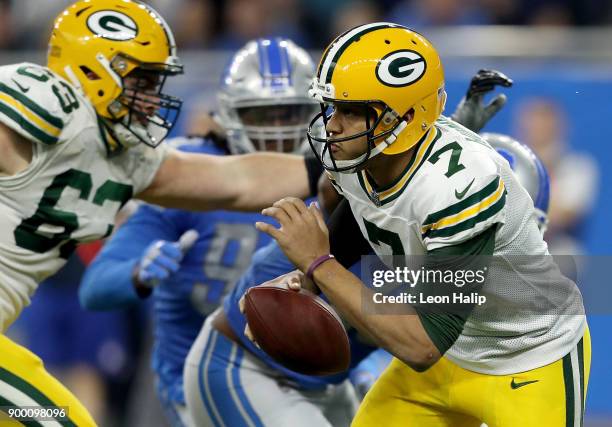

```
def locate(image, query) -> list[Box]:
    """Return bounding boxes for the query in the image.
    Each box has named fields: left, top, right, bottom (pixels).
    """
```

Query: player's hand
left=256, top=198, right=330, bottom=273
left=239, top=270, right=319, bottom=346
left=134, top=229, right=199, bottom=288
left=238, top=272, right=303, bottom=316
left=450, top=69, right=513, bottom=133
left=238, top=271, right=319, bottom=318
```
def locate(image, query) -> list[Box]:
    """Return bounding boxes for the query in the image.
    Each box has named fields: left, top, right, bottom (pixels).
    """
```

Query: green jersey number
left=363, top=218, right=405, bottom=255
left=17, top=65, right=80, bottom=113
left=14, top=168, right=132, bottom=258
left=428, top=141, right=466, bottom=178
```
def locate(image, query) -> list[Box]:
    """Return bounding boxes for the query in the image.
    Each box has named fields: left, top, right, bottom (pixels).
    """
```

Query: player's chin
left=330, top=147, right=357, bottom=161
left=132, top=111, right=155, bottom=126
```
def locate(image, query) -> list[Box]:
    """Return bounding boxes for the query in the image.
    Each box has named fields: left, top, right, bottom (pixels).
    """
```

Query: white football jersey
left=329, top=116, right=585, bottom=374
left=0, top=63, right=170, bottom=331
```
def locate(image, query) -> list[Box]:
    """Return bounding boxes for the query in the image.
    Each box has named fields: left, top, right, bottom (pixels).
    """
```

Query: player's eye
left=336, top=104, right=363, bottom=119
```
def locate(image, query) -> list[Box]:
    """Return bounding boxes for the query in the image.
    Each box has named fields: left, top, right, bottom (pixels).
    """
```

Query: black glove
left=451, top=69, right=513, bottom=133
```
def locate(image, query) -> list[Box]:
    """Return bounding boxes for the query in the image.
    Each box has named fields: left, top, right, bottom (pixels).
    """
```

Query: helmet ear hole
left=403, top=108, right=415, bottom=122
left=97, top=90, right=104, bottom=97
left=80, top=66, right=100, bottom=80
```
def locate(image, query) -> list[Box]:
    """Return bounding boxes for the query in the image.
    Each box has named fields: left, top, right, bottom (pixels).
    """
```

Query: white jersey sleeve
left=0, top=63, right=76, bottom=146
left=413, top=121, right=507, bottom=251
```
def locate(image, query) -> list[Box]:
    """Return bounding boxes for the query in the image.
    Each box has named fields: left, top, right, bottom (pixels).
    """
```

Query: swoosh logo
left=510, top=378, right=539, bottom=389
left=454, top=178, right=475, bottom=199
left=12, top=79, right=29, bottom=93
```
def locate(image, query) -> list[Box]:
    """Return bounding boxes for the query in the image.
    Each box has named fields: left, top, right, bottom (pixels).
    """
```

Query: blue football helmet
left=217, top=38, right=317, bottom=154
left=482, top=132, right=550, bottom=234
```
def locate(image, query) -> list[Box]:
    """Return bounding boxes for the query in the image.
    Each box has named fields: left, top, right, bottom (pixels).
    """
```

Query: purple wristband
left=306, top=254, right=335, bottom=280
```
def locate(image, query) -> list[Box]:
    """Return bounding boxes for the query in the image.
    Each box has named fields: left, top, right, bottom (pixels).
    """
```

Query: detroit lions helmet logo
left=375, top=50, right=427, bottom=87
left=86, top=10, right=138, bottom=41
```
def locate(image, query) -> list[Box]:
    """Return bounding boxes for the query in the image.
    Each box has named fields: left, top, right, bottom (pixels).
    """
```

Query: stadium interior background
left=1, top=0, right=611, bottom=425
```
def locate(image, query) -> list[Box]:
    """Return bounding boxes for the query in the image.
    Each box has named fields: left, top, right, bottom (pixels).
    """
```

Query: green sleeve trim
left=415, top=309, right=466, bottom=355
left=428, top=223, right=497, bottom=256
left=0, top=102, right=59, bottom=145
left=423, top=176, right=500, bottom=226
left=0, top=82, right=64, bottom=128
left=422, top=190, right=506, bottom=240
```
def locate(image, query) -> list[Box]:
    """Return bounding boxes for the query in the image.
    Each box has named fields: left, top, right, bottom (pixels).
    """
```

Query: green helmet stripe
left=318, top=22, right=398, bottom=85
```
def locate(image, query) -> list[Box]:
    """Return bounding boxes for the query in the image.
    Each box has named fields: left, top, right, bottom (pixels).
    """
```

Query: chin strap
left=378, top=119, right=408, bottom=151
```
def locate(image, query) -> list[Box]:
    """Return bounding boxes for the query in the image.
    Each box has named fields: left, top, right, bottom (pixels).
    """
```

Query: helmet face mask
left=111, top=60, right=182, bottom=148
left=47, top=0, right=184, bottom=149
left=234, top=103, right=316, bottom=153
left=217, top=38, right=317, bottom=154
left=307, top=99, right=404, bottom=173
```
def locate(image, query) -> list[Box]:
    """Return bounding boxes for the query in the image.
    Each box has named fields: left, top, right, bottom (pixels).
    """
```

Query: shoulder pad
left=0, top=63, right=80, bottom=145
left=415, top=128, right=506, bottom=250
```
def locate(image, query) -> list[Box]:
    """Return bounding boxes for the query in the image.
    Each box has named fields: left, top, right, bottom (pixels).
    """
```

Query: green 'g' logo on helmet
left=375, top=50, right=427, bottom=87
left=86, top=10, right=138, bottom=41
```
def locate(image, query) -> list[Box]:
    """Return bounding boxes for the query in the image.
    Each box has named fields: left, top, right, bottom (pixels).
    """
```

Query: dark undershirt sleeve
left=303, top=151, right=324, bottom=197
left=328, top=198, right=372, bottom=268
left=414, top=224, right=497, bottom=355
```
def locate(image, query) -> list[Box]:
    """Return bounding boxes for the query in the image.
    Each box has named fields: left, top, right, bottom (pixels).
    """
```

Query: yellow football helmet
left=307, top=23, right=446, bottom=172
left=47, top=0, right=183, bottom=148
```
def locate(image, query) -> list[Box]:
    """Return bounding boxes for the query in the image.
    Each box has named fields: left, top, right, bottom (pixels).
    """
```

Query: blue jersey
left=80, top=137, right=276, bottom=404
left=349, top=348, right=393, bottom=397
left=223, top=239, right=378, bottom=390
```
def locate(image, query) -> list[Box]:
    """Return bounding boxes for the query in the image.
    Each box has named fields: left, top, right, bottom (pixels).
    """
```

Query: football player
left=348, top=133, right=551, bottom=401
left=79, top=38, right=318, bottom=427
left=0, top=2, right=318, bottom=425
left=256, top=23, right=589, bottom=426
left=182, top=69, right=516, bottom=426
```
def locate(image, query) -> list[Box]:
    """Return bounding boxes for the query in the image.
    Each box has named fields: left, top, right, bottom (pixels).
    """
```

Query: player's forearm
left=138, top=150, right=237, bottom=210
left=80, top=257, right=141, bottom=310
left=140, top=151, right=311, bottom=212
left=227, top=152, right=311, bottom=210
left=313, top=260, right=440, bottom=371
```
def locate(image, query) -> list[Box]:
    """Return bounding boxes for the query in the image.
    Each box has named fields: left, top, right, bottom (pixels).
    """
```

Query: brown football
left=243, top=283, right=351, bottom=376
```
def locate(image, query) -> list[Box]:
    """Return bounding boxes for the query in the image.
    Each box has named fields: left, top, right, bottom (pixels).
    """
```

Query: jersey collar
left=358, top=126, right=441, bottom=206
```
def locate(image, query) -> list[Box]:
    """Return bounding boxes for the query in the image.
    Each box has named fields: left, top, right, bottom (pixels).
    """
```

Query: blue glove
left=135, top=229, right=199, bottom=287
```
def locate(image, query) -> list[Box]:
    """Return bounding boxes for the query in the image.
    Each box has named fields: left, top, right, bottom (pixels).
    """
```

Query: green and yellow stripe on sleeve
left=421, top=176, right=506, bottom=241
left=0, top=83, right=63, bottom=145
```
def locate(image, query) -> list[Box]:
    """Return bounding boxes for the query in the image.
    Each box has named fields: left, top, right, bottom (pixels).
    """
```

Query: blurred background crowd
left=2, top=0, right=611, bottom=426
left=1, top=0, right=612, bottom=50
